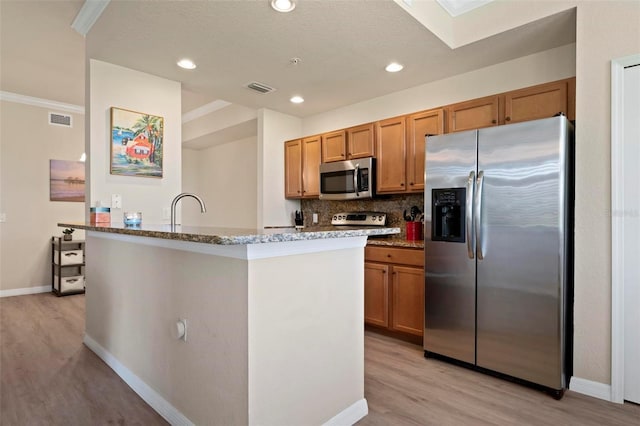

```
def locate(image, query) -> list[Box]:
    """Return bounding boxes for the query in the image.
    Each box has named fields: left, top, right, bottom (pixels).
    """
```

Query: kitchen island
left=58, top=222, right=399, bottom=426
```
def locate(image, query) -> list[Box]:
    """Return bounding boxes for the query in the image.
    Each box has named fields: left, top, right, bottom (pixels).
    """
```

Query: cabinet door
left=391, top=265, right=424, bottom=336
left=302, top=136, right=321, bottom=198
left=376, top=116, right=406, bottom=193
left=284, top=139, right=302, bottom=198
left=347, top=123, right=375, bottom=159
left=322, top=130, right=346, bottom=163
left=364, top=262, right=389, bottom=327
left=448, top=95, right=499, bottom=133
left=406, top=109, right=444, bottom=192
left=504, top=80, right=568, bottom=124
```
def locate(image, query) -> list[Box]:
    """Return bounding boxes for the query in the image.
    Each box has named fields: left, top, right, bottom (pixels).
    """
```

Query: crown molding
left=0, top=91, right=85, bottom=114
left=71, top=0, right=111, bottom=36
left=182, top=99, right=232, bottom=124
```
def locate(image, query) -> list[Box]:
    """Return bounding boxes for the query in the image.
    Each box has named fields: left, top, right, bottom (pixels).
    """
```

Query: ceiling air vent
left=246, top=81, right=276, bottom=94
left=49, top=112, right=72, bottom=127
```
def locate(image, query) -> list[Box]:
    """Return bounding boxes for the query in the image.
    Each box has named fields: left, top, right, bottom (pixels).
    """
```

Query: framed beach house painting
left=110, top=107, right=164, bottom=178
left=50, top=160, right=85, bottom=202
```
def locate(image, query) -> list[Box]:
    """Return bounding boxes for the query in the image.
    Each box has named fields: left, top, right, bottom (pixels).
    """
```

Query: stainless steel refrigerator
left=424, top=116, right=573, bottom=397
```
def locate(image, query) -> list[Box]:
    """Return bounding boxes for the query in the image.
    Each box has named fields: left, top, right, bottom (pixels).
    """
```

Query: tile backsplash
left=301, top=193, right=424, bottom=231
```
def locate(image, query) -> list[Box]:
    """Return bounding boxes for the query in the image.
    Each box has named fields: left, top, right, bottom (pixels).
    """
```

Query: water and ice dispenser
left=431, top=188, right=465, bottom=242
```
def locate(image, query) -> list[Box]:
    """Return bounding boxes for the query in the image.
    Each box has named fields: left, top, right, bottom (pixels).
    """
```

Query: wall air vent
left=246, top=81, right=276, bottom=94
left=49, top=112, right=72, bottom=127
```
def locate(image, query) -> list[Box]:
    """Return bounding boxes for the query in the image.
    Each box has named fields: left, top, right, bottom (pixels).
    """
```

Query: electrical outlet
left=111, top=194, right=122, bottom=209
left=162, top=207, right=171, bottom=220
left=312, top=213, right=318, bottom=224
left=0, top=213, right=6, bottom=223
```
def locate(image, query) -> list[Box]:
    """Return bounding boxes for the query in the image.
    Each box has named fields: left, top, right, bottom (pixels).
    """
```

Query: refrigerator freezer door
left=424, top=130, right=478, bottom=364
left=475, top=117, right=569, bottom=389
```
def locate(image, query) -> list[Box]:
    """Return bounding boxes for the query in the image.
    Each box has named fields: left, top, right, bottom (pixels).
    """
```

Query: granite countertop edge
left=58, top=222, right=402, bottom=246
left=366, top=236, right=424, bottom=249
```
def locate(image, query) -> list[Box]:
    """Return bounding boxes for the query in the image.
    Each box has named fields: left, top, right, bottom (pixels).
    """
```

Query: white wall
left=182, top=136, right=258, bottom=228
left=302, top=43, right=576, bottom=136
left=257, top=109, right=302, bottom=228
left=572, top=1, right=640, bottom=387
left=0, top=100, right=85, bottom=292
left=88, top=60, right=181, bottom=224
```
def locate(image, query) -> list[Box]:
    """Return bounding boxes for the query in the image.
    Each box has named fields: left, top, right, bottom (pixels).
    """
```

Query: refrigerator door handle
left=466, top=171, right=475, bottom=259
left=475, top=170, right=485, bottom=259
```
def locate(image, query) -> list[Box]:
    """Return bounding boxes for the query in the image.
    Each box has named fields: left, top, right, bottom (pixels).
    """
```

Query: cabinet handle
left=505, top=116, right=511, bottom=122
left=387, top=254, right=392, bottom=258
left=409, top=182, right=414, bottom=186
left=382, top=270, right=386, bottom=274
left=400, top=182, right=405, bottom=186
left=492, top=119, right=497, bottom=124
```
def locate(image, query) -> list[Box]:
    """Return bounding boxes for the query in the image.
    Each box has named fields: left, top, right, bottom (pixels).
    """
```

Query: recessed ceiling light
left=177, top=59, right=197, bottom=70
left=385, top=62, right=404, bottom=73
left=271, top=0, right=296, bottom=13
left=290, top=96, right=304, bottom=104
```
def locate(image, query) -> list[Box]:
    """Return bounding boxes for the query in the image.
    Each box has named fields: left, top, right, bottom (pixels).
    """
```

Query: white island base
left=84, top=231, right=369, bottom=425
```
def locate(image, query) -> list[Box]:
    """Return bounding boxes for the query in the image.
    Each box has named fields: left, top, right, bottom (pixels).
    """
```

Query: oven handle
left=354, top=164, right=360, bottom=197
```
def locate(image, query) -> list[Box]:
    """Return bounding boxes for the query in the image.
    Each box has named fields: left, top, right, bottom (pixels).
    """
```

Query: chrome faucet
left=170, top=193, right=206, bottom=231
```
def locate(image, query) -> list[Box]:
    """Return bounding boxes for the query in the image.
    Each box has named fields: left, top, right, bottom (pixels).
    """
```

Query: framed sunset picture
left=50, top=160, right=85, bottom=202
left=110, top=107, right=164, bottom=178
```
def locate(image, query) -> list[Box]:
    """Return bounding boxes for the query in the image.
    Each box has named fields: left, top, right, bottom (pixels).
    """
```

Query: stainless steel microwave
left=319, top=157, right=375, bottom=200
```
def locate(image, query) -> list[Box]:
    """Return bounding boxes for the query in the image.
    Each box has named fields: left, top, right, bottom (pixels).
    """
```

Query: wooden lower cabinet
left=365, top=246, right=424, bottom=339
left=364, top=262, right=389, bottom=327
left=390, top=265, right=424, bottom=336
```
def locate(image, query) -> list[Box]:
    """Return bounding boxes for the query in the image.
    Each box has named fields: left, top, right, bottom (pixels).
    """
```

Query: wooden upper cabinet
left=376, top=116, right=407, bottom=194
left=347, top=123, right=375, bottom=159
left=322, top=125, right=374, bottom=163
left=504, top=80, right=569, bottom=124
left=447, top=95, right=499, bottom=133
left=322, top=130, right=346, bottom=163
left=301, top=135, right=321, bottom=198
left=284, top=136, right=321, bottom=199
left=406, top=109, right=444, bottom=192
left=284, top=139, right=303, bottom=198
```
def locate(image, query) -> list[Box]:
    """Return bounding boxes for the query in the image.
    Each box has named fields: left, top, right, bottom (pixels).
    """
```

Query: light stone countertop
left=58, top=222, right=400, bottom=245
left=366, top=235, right=424, bottom=249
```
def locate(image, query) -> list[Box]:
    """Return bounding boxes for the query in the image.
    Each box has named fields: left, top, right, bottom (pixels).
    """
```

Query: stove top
left=331, top=211, right=387, bottom=226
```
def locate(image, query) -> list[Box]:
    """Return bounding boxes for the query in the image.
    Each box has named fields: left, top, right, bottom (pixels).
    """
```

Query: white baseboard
left=322, top=398, right=368, bottom=426
left=569, top=376, right=612, bottom=401
left=0, top=285, right=50, bottom=298
left=83, top=334, right=194, bottom=426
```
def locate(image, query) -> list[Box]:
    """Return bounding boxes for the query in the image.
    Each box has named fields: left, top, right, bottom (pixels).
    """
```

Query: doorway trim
left=611, top=53, right=640, bottom=404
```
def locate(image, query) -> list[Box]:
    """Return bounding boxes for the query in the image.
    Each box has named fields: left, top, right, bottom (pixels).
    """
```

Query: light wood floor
left=0, top=293, right=167, bottom=426
left=1, top=293, right=638, bottom=425
left=359, top=333, right=640, bottom=425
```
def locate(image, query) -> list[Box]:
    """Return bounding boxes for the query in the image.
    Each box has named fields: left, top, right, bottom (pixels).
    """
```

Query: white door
left=623, top=63, right=640, bottom=404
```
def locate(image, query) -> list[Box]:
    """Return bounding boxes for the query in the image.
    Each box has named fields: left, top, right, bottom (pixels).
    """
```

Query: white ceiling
left=1, top=1, right=575, bottom=118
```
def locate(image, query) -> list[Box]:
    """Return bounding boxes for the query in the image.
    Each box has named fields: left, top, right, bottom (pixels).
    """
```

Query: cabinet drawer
left=54, top=249, right=83, bottom=265
left=54, top=275, right=85, bottom=293
left=365, top=246, right=424, bottom=267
